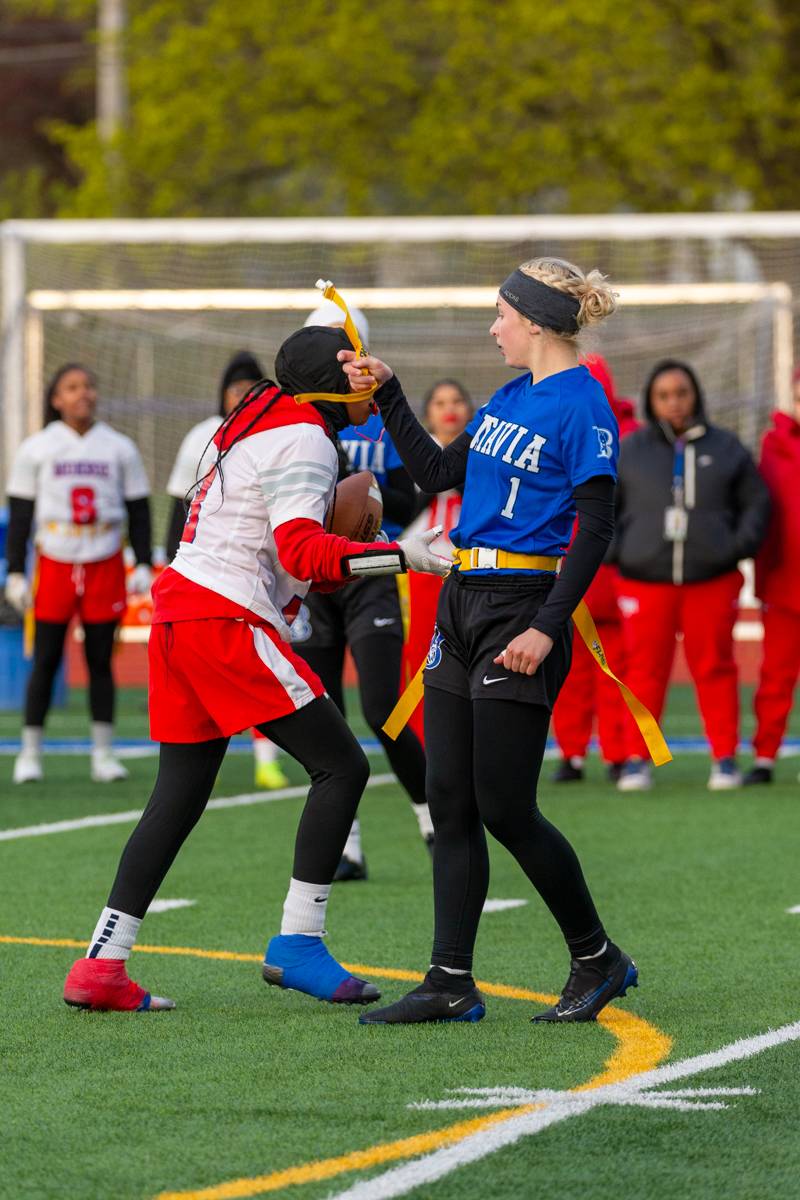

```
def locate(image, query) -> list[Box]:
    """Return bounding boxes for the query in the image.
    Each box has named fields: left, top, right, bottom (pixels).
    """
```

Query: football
left=325, top=470, right=383, bottom=541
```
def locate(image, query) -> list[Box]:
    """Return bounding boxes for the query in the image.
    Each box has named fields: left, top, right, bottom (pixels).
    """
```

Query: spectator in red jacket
left=745, top=367, right=800, bottom=784
left=551, top=355, right=639, bottom=783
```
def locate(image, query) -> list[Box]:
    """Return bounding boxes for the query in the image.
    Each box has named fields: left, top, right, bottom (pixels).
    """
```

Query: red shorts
left=149, top=618, right=325, bottom=743
left=33, top=552, right=127, bottom=624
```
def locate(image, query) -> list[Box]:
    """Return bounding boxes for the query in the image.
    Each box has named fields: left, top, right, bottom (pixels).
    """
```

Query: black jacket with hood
left=613, top=360, right=771, bottom=585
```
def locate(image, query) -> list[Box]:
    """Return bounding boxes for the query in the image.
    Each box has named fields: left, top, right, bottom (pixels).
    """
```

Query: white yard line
left=147, top=899, right=196, bottom=914
left=328, top=1021, right=800, bottom=1200
left=0, top=774, right=396, bottom=842
left=482, top=899, right=528, bottom=914
left=786, top=906, right=800, bottom=914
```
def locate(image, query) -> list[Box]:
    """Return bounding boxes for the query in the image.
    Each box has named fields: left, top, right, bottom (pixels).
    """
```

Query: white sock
left=21, top=726, right=43, bottom=755
left=253, top=737, right=278, bottom=765
left=569, top=756, right=584, bottom=768
left=91, top=722, right=114, bottom=753
left=577, top=940, right=608, bottom=961
left=280, top=878, right=330, bottom=936
left=413, top=802, right=434, bottom=840
left=342, top=819, right=363, bottom=863
left=434, top=964, right=469, bottom=975
left=86, top=906, right=141, bottom=960
left=754, top=757, right=774, bottom=769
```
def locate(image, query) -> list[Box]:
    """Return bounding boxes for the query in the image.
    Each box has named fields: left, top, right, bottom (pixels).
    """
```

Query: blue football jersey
left=339, top=413, right=405, bottom=540
left=453, top=365, right=617, bottom=572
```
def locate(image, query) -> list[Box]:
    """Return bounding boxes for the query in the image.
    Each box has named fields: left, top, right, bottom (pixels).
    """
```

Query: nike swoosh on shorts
left=482, top=675, right=508, bottom=685
left=373, top=618, right=396, bottom=627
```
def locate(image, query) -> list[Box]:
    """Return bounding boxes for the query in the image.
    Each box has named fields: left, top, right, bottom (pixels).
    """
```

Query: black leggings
left=424, top=688, right=606, bottom=970
left=107, top=696, right=370, bottom=918
left=24, top=619, right=117, bottom=726
left=298, top=633, right=427, bottom=806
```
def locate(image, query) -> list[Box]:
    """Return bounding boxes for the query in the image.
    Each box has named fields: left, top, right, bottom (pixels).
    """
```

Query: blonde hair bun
left=519, top=258, right=617, bottom=332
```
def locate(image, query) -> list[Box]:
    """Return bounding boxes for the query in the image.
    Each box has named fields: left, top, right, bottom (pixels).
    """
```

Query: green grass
left=1, top=686, right=799, bottom=1200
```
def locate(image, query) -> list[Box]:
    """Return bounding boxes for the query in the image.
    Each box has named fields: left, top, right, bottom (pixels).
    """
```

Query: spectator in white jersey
left=165, top=350, right=289, bottom=790
left=4, top=363, right=153, bottom=784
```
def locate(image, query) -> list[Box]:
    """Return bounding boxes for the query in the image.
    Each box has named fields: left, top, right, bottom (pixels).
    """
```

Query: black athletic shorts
left=423, top=571, right=572, bottom=708
left=300, top=576, right=402, bottom=650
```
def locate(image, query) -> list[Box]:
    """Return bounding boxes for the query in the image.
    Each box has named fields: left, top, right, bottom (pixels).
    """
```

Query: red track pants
left=552, top=620, right=631, bottom=763
left=618, top=571, right=742, bottom=760
left=752, top=605, right=800, bottom=759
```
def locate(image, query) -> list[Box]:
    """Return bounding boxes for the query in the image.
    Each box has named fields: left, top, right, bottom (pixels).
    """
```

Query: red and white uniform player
left=9, top=418, right=150, bottom=623
left=151, top=387, right=442, bottom=740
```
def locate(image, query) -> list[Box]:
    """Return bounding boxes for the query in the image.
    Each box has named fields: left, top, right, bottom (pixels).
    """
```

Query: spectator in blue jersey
left=296, top=302, right=433, bottom=879
left=340, top=257, right=639, bottom=1027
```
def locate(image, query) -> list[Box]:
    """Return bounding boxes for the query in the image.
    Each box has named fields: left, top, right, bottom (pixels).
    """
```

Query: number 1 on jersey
left=500, top=475, right=521, bottom=520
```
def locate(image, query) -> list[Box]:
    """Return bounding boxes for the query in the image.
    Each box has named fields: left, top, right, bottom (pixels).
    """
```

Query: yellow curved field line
left=0, top=935, right=672, bottom=1199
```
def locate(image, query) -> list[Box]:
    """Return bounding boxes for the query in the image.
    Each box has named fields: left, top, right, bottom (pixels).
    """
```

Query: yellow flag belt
left=384, top=558, right=672, bottom=768
left=294, top=280, right=377, bottom=407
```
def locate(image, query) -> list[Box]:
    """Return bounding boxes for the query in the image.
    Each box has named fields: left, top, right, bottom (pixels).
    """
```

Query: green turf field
left=1, top=686, right=799, bottom=1200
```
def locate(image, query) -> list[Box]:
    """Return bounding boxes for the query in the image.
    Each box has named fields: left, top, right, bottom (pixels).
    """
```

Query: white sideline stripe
left=787, top=906, right=800, bottom=914
left=482, top=899, right=528, bottom=914
left=0, top=773, right=396, bottom=842
left=329, top=1020, right=800, bottom=1200
left=147, top=899, right=196, bottom=914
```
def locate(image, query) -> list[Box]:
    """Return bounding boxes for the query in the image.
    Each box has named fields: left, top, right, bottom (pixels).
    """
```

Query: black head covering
left=643, top=359, right=707, bottom=425
left=218, top=350, right=265, bottom=415
left=275, top=327, right=354, bottom=433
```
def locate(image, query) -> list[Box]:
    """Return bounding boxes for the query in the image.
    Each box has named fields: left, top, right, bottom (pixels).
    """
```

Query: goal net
left=2, top=215, right=797, bottom=543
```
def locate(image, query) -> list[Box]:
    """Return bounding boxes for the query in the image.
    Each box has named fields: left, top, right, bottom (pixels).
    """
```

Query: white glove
left=5, top=572, right=31, bottom=615
left=398, top=526, right=451, bottom=577
left=127, top=563, right=153, bottom=596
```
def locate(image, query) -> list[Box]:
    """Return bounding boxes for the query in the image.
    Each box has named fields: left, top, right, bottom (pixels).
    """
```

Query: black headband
left=499, top=269, right=581, bottom=334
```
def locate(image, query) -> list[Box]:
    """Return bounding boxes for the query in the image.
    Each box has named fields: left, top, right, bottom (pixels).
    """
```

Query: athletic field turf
left=1, top=686, right=798, bottom=1200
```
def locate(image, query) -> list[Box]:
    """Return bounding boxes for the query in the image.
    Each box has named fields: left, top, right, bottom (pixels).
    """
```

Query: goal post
left=3, top=214, right=799, bottom=504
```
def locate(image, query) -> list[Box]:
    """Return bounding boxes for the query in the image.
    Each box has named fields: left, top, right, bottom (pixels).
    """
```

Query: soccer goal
left=2, top=214, right=797, bottom=506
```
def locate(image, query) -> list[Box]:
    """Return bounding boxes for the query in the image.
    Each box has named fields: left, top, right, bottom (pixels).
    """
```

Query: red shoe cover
left=63, top=957, right=149, bottom=1011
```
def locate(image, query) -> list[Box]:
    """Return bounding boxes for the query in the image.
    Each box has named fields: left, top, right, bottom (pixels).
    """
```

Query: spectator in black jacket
left=614, top=359, right=770, bottom=793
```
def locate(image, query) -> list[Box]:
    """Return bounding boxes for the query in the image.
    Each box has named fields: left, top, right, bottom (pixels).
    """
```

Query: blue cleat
left=359, top=967, right=486, bottom=1025
left=532, top=943, right=638, bottom=1023
left=262, top=934, right=380, bottom=1005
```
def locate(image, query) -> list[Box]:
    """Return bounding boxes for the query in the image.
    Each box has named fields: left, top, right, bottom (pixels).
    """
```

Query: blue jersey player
left=340, top=257, right=640, bottom=1026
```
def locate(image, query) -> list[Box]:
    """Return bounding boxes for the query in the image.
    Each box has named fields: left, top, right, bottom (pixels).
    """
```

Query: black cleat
left=532, top=943, right=638, bottom=1023
left=334, top=855, right=368, bottom=882
left=606, top=761, right=624, bottom=783
left=552, top=757, right=584, bottom=783
left=742, top=765, right=773, bottom=786
left=359, top=967, right=485, bottom=1025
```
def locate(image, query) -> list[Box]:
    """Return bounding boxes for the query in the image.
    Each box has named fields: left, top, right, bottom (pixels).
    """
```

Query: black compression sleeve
left=165, top=497, right=187, bottom=561
left=375, top=376, right=470, bottom=492
left=530, top=476, right=616, bottom=641
left=125, top=497, right=152, bottom=565
left=380, top=465, right=416, bottom=529
left=5, top=497, right=34, bottom=574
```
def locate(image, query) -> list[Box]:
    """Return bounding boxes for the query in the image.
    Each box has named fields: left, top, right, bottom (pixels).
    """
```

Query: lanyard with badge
left=664, top=437, right=689, bottom=542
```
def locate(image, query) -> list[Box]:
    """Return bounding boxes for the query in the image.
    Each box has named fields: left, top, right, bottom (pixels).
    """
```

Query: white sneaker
left=91, top=750, right=129, bottom=783
left=707, top=757, right=742, bottom=791
left=616, top=759, right=652, bottom=792
left=13, top=751, right=43, bottom=784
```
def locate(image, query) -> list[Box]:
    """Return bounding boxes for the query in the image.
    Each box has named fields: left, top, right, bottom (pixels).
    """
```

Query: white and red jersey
left=6, top=420, right=150, bottom=564
left=166, top=415, right=223, bottom=500
left=164, top=392, right=339, bottom=641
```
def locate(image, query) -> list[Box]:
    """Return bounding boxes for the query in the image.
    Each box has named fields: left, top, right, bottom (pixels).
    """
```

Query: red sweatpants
left=618, top=571, right=742, bottom=760
left=753, top=605, right=800, bottom=759
left=552, top=620, right=630, bottom=763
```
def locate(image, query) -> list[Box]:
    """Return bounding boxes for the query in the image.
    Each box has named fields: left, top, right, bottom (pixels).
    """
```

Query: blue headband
left=499, top=269, right=580, bottom=334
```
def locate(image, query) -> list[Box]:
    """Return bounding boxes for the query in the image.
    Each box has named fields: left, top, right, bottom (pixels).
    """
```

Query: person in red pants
left=745, top=368, right=800, bottom=784
left=613, top=360, right=770, bottom=792
left=401, top=379, right=473, bottom=744
left=551, top=355, right=639, bottom=782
